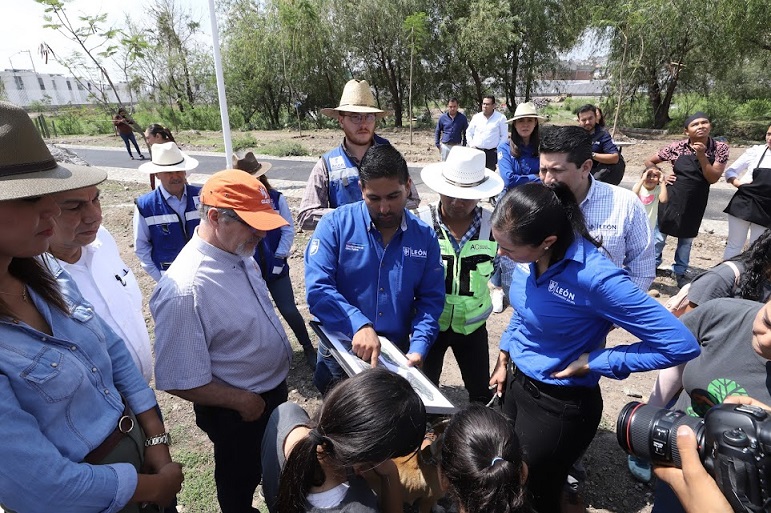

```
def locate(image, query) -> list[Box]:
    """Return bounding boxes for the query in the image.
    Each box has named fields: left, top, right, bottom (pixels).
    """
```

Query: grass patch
left=259, top=141, right=309, bottom=157
left=171, top=448, right=219, bottom=513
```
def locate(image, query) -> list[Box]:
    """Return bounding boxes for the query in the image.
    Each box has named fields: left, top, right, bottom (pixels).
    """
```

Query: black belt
left=508, top=361, right=595, bottom=401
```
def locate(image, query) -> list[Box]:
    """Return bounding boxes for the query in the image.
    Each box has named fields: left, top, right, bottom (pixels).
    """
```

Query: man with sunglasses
left=297, top=79, right=420, bottom=230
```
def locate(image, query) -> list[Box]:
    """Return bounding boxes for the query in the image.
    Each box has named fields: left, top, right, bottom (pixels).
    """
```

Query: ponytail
left=491, top=182, right=601, bottom=267
left=275, top=368, right=425, bottom=513
left=441, top=405, right=533, bottom=513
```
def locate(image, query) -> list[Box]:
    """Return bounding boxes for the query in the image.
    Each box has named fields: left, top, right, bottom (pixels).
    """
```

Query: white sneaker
left=491, top=287, right=504, bottom=314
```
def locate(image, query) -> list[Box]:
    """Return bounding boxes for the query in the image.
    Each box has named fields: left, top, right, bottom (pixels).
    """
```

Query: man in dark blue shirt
left=435, top=98, right=468, bottom=161
left=577, top=104, right=625, bottom=185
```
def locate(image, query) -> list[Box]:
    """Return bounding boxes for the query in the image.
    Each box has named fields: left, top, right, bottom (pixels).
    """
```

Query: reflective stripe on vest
left=417, top=204, right=496, bottom=334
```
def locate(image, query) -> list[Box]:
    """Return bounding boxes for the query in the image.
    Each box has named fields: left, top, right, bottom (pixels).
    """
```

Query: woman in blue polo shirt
left=488, top=182, right=699, bottom=513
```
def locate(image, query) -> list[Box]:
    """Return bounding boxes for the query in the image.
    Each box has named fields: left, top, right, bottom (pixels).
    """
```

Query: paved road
left=69, top=145, right=732, bottom=229
left=69, top=146, right=429, bottom=188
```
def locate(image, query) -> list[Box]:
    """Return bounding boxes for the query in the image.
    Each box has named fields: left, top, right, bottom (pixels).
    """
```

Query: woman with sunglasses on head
left=261, top=368, right=426, bottom=513
left=0, top=101, right=182, bottom=513
left=488, top=182, right=699, bottom=513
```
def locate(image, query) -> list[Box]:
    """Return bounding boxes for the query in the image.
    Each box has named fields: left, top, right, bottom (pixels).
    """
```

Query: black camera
left=617, top=401, right=771, bottom=512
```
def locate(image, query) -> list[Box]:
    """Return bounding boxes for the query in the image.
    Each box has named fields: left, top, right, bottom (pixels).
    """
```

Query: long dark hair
left=0, top=258, right=68, bottom=320
left=509, top=120, right=540, bottom=159
left=441, top=404, right=533, bottom=513
left=146, top=123, right=175, bottom=143
left=276, top=368, right=426, bottom=513
left=732, top=228, right=771, bottom=302
left=491, top=182, right=600, bottom=266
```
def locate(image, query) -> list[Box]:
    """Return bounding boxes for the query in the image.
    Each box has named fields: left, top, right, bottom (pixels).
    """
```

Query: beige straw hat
left=507, top=102, right=547, bottom=123
left=320, top=79, right=387, bottom=118
left=0, top=101, right=106, bottom=200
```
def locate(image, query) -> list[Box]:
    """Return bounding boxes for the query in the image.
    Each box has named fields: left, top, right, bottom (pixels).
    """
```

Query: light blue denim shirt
left=0, top=256, right=157, bottom=513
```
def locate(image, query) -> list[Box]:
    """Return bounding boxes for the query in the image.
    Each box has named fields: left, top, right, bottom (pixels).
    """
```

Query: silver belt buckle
left=118, top=415, right=134, bottom=434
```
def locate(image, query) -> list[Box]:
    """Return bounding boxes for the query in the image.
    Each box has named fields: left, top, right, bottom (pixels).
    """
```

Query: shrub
left=232, top=133, right=257, bottom=151
left=260, top=141, right=309, bottom=157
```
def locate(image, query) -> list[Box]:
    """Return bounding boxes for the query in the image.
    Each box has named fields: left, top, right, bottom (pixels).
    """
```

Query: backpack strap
left=722, top=261, right=741, bottom=291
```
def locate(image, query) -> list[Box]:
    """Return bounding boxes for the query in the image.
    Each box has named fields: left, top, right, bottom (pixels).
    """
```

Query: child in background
left=632, top=165, right=668, bottom=231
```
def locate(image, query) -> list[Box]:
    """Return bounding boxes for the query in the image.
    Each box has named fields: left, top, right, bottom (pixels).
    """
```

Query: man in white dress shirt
left=49, top=185, right=153, bottom=383
left=466, top=95, right=507, bottom=170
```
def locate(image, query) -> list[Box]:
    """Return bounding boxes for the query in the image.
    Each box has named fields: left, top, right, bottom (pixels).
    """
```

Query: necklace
left=0, top=286, right=28, bottom=302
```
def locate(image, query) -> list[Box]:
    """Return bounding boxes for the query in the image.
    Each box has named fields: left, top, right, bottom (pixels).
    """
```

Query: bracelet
left=145, top=432, right=172, bottom=447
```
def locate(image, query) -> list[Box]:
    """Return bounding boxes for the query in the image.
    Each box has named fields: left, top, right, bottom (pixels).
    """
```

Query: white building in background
left=0, top=69, right=133, bottom=107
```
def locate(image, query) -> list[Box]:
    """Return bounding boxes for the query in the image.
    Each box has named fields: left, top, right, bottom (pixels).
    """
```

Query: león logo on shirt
left=309, top=239, right=320, bottom=255
left=548, top=280, right=575, bottom=304
left=403, top=246, right=427, bottom=258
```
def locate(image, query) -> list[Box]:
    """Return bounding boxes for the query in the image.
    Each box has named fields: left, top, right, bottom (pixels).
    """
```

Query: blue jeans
left=313, top=341, right=347, bottom=395
left=119, top=132, right=142, bottom=157
left=266, top=275, right=312, bottom=348
left=652, top=476, right=686, bottom=513
left=654, top=228, right=694, bottom=276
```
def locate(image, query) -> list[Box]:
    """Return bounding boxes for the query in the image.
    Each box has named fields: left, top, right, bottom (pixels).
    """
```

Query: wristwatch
left=145, top=432, right=172, bottom=447
left=592, top=152, right=597, bottom=159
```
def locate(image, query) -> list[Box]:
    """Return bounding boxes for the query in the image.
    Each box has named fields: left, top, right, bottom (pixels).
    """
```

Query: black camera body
left=617, top=401, right=771, bottom=512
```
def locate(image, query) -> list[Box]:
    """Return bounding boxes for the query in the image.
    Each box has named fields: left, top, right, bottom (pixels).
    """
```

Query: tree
left=593, top=0, right=761, bottom=128
left=36, top=0, right=124, bottom=108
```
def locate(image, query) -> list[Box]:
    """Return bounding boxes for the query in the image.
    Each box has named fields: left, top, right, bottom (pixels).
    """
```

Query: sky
left=2, top=0, right=212, bottom=76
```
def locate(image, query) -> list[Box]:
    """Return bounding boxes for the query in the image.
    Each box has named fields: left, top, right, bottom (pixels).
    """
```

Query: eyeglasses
left=218, top=209, right=251, bottom=228
left=341, top=113, right=377, bottom=124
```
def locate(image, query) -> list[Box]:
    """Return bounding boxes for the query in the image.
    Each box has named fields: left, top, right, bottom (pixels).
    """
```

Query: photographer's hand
left=724, top=395, right=771, bottom=411
left=653, top=425, right=732, bottom=513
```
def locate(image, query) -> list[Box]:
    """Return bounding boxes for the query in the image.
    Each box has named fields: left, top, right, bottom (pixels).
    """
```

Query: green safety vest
left=417, top=204, right=497, bottom=335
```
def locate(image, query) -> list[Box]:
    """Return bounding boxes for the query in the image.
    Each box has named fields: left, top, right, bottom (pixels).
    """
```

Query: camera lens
left=617, top=401, right=705, bottom=467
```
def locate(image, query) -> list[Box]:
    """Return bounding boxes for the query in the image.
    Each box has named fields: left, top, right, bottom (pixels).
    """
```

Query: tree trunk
left=469, top=64, right=482, bottom=108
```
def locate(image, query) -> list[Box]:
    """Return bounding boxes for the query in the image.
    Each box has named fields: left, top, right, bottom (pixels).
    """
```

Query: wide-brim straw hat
left=138, top=141, right=199, bottom=174
left=507, top=102, right=547, bottom=123
left=421, top=146, right=504, bottom=200
left=232, top=151, right=272, bottom=177
left=320, top=79, right=387, bottom=118
left=0, top=101, right=107, bottom=200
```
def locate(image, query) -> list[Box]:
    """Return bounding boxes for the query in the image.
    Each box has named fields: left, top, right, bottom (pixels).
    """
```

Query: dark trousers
left=591, top=155, right=626, bottom=185
left=478, top=147, right=498, bottom=170
left=501, top=363, right=603, bottom=513
left=266, top=275, right=312, bottom=348
left=423, top=325, right=492, bottom=404
left=194, top=382, right=288, bottom=513
left=119, top=132, right=142, bottom=156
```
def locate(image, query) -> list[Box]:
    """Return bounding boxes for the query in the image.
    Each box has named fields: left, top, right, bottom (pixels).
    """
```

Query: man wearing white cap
left=297, top=79, right=420, bottom=230
left=133, top=141, right=200, bottom=281
left=151, top=170, right=293, bottom=513
left=417, top=146, right=504, bottom=404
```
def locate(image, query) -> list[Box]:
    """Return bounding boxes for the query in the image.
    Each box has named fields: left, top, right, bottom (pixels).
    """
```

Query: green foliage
left=259, top=141, right=309, bottom=157
left=172, top=448, right=220, bottom=512
left=232, top=134, right=257, bottom=151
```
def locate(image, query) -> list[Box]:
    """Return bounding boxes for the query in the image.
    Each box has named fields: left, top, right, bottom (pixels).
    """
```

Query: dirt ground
left=87, top=125, right=747, bottom=513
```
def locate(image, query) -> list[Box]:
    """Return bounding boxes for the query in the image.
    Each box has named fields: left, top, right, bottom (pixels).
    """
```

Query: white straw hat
left=138, top=142, right=199, bottom=174
left=320, top=79, right=387, bottom=118
left=507, top=102, right=547, bottom=123
left=421, top=146, right=504, bottom=200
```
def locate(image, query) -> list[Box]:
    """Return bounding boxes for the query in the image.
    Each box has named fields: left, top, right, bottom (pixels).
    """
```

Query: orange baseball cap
left=201, top=170, right=288, bottom=231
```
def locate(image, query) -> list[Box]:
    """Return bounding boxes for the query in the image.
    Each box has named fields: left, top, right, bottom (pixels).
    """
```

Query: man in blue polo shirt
left=304, top=144, right=445, bottom=395
left=434, top=98, right=468, bottom=161
left=577, top=104, right=625, bottom=185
